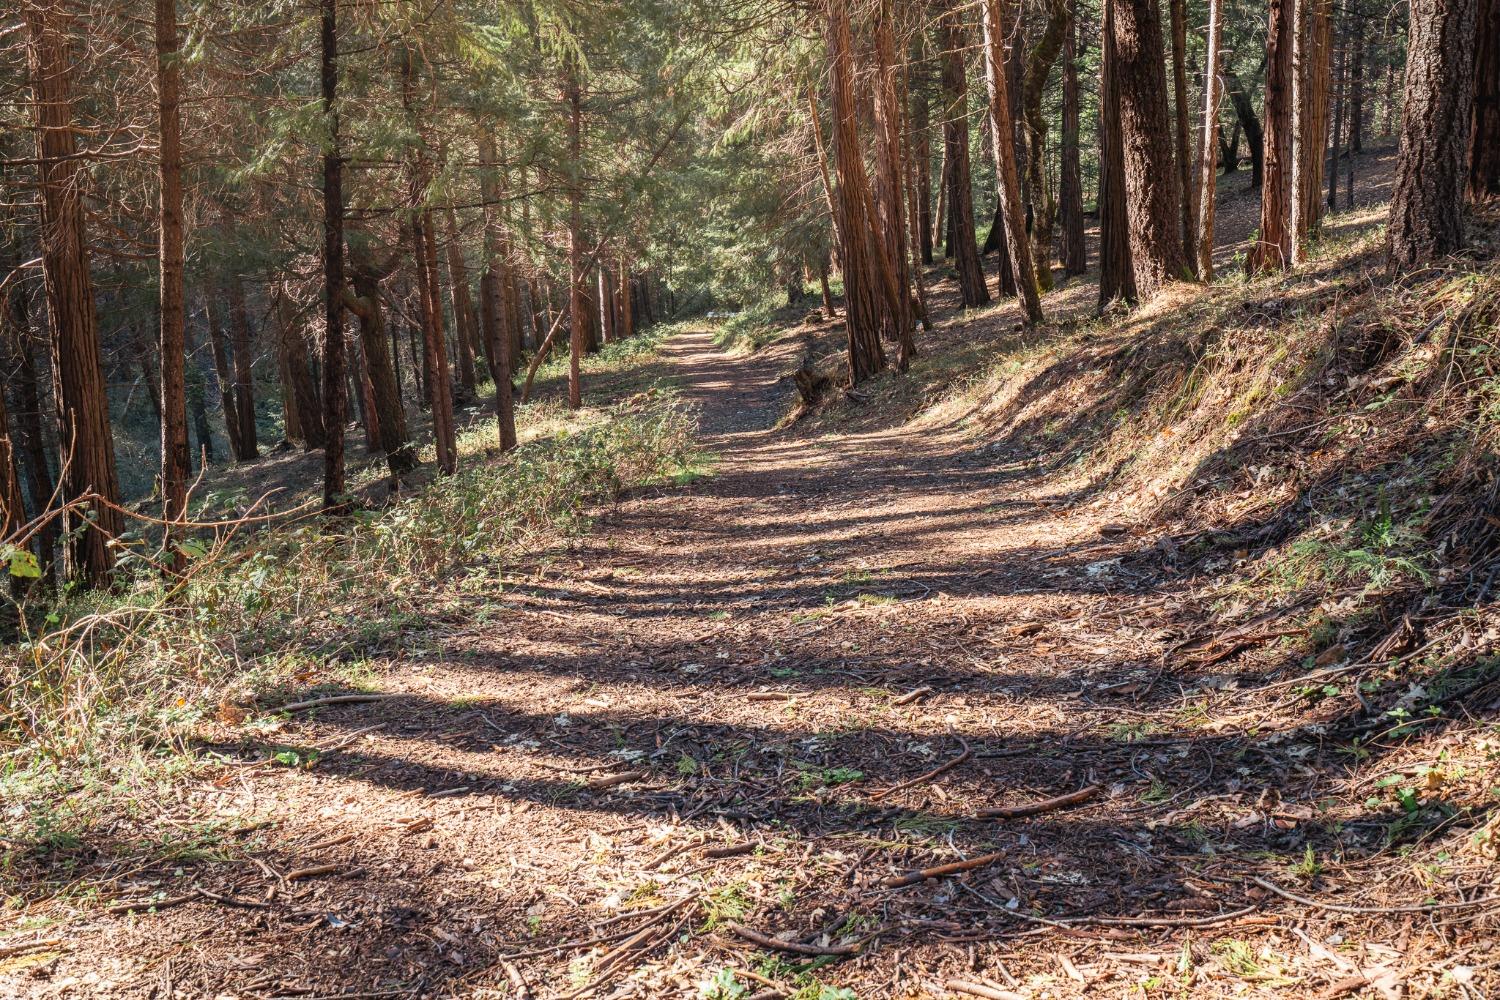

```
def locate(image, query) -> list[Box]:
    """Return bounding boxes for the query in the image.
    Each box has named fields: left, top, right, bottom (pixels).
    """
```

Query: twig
left=1251, top=876, right=1500, bottom=915
left=106, top=892, right=198, bottom=916
left=884, top=849, right=1006, bottom=889
left=945, top=981, right=1025, bottom=1000
left=704, top=842, right=757, bottom=859
left=262, top=693, right=398, bottom=716
left=285, top=863, right=343, bottom=881
left=194, top=887, right=270, bottom=910
left=892, top=685, right=933, bottom=706
left=725, top=922, right=862, bottom=956
left=871, top=738, right=971, bottom=801
left=586, top=769, right=648, bottom=790
left=977, top=784, right=1101, bottom=819
left=0, top=937, right=62, bottom=959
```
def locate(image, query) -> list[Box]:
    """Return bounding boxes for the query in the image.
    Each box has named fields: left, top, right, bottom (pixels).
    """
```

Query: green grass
left=0, top=390, right=699, bottom=875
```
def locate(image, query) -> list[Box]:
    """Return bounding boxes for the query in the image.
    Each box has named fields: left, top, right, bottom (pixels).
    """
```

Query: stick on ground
left=977, top=784, right=1101, bottom=820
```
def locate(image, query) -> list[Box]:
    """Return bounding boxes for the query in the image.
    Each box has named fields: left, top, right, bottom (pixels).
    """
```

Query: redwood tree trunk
left=1291, top=0, right=1333, bottom=260
left=1059, top=0, right=1087, bottom=276
left=565, top=63, right=585, bottom=409
left=980, top=0, right=1043, bottom=323
left=1470, top=0, right=1500, bottom=199
left=155, top=0, right=190, bottom=545
left=1098, top=0, right=1137, bottom=307
left=478, top=124, right=517, bottom=451
left=939, top=3, right=991, bottom=307
left=443, top=208, right=479, bottom=399
left=1169, top=0, right=1194, bottom=260
left=228, top=275, right=258, bottom=458
left=3, top=275, right=60, bottom=573
left=820, top=0, right=888, bottom=383
left=1108, top=0, right=1190, bottom=297
left=205, top=296, right=243, bottom=460
left=320, top=0, right=346, bottom=509
left=1247, top=0, right=1295, bottom=274
left=1388, top=0, right=1479, bottom=267
left=24, top=7, right=122, bottom=586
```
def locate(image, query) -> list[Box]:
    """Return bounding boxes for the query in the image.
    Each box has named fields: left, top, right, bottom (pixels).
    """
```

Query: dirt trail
left=17, top=303, right=1487, bottom=997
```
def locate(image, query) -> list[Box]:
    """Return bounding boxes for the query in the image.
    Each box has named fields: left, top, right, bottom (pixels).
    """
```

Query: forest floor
left=6, top=144, right=1498, bottom=999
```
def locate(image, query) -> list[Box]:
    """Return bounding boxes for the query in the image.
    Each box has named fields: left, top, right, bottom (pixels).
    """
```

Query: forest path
left=28, top=313, right=1432, bottom=998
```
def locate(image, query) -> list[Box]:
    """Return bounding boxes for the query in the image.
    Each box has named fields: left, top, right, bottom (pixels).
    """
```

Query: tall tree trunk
left=872, top=4, right=916, bottom=369
left=443, top=209, right=479, bottom=400
left=184, top=327, right=214, bottom=466
left=565, top=63, right=585, bottom=409
left=913, top=73, right=935, bottom=265
left=1292, top=0, right=1333, bottom=260
left=938, top=3, right=992, bottom=307
left=0, top=377, right=26, bottom=573
left=24, top=6, right=122, bottom=586
left=1247, top=0, right=1295, bottom=274
left=934, top=141, right=951, bottom=258
left=816, top=0, right=888, bottom=383
left=320, top=0, right=346, bottom=509
left=227, top=275, right=258, bottom=458
left=1098, top=0, right=1137, bottom=307
left=1195, top=0, right=1226, bottom=278
left=478, top=124, right=517, bottom=451
left=274, top=283, right=324, bottom=447
left=4, top=318, right=60, bottom=575
left=1059, top=0, right=1087, bottom=276
left=415, top=214, right=455, bottom=472
left=1470, top=0, right=1500, bottom=199
left=1389, top=0, right=1479, bottom=267
left=1018, top=0, right=1069, bottom=293
left=1327, top=19, right=1348, bottom=211
left=155, top=0, right=190, bottom=551
left=205, top=296, right=243, bottom=460
left=1226, top=70, right=1266, bottom=189
left=1169, top=0, right=1195, bottom=261
left=1108, top=0, right=1190, bottom=297
left=345, top=249, right=413, bottom=475
left=980, top=0, right=1044, bottom=323
left=1349, top=12, right=1365, bottom=154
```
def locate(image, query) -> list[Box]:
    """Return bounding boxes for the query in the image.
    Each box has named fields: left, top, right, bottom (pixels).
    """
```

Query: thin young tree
left=155, top=0, right=190, bottom=554
left=1098, top=0, right=1137, bottom=307
left=320, top=0, right=347, bottom=510
left=1247, top=0, right=1295, bottom=274
left=1389, top=0, right=1480, bottom=266
left=1195, top=0, right=1226, bottom=279
left=1169, top=0, right=1194, bottom=260
left=979, top=0, right=1043, bottom=323
left=1059, top=0, right=1087, bottom=276
left=1106, top=0, right=1190, bottom=297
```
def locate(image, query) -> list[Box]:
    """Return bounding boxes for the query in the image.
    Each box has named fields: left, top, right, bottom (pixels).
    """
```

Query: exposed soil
left=5, top=145, right=1495, bottom=999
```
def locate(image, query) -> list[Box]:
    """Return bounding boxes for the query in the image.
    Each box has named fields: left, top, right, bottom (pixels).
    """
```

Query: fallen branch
left=586, top=769, right=649, bottom=790
left=106, top=892, right=198, bottom=916
left=884, top=849, right=1006, bottom=889
left=977, top=784, right=1100, bottom=820
left=704, top=842, right=757, bottom=859
left=892, top=686, right=933, bottom=706
left=725, top=921, right=862, bottom=956
left=263, top=693, right=398, bottom=716
left=871, top=738, right=971, bottom=801
left=285, top=863, right=343, bottom=881
left=0, top=937, right=62, bottom=959
left=945, top=981, right=1025, bottom=1000
left=1251, top=876, right=1500, bottom=915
